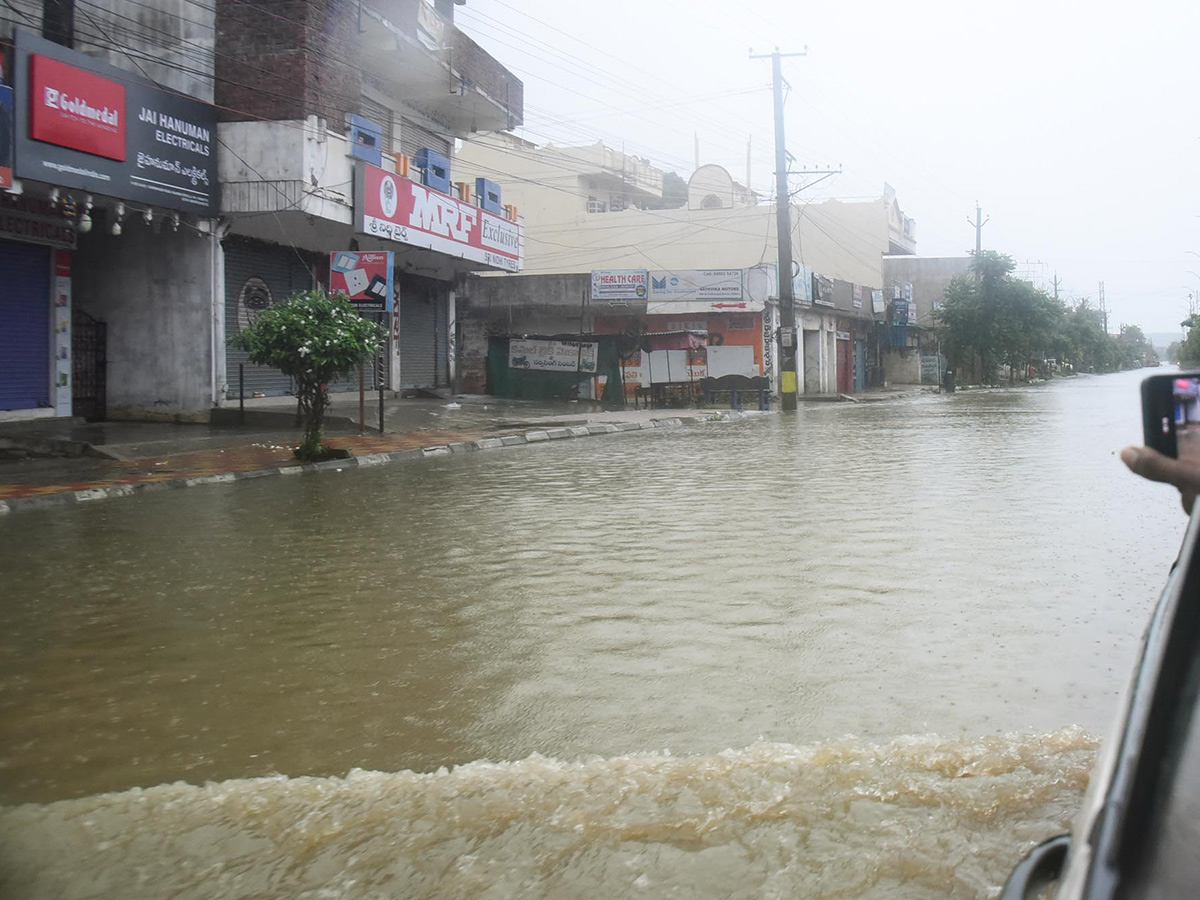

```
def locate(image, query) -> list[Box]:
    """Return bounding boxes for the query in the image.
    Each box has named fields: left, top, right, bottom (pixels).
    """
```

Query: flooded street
left=0, top=370, right=1185, bottom=898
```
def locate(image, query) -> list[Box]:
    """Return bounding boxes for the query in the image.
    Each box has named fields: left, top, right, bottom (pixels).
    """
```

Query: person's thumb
left=1121, top=446, right=1186, bottom=485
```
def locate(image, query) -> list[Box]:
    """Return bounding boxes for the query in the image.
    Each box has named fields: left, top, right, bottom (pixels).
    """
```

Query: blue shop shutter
left=0, top=241, right=51, bottom=411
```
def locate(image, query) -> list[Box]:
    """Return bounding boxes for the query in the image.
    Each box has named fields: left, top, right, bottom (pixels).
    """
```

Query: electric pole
left=1051, top=271, right=1062, bottom=303
left=969, top=203, right=989, bottom=280
left=752, top=46, right=806, bottom=410
left=1099, top=281, right=1107, bottom=334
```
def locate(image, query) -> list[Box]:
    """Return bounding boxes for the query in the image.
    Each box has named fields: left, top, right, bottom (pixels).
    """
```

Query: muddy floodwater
left=0, top=370, right=1185, bottom=898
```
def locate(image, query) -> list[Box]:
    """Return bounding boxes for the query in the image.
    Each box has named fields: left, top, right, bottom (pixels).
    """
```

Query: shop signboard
left=509, top=338, right=597, bottom=373
left=591, top=269, right=647, bottom=301
left=12, top=29, right=219, bottom=215
left=329, top=250, right=393, bottom=312
left=0, top=191, right=76, bottom=247
left=648, top=269, right=743, bottom=300
left=355, top=161, right=521, bottom=272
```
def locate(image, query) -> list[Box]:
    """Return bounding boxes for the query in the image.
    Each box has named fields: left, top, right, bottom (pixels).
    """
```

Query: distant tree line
left=933, top=251, right=1157, bottom=383
left=1169, top=317, right=1200, bottom=366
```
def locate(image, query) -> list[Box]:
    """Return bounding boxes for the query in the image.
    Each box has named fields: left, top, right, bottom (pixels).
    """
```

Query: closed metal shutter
left=0, top=240, right=51, bottom=411
left=224, top=238, right=316, bottom=399
left=358, top=97, right=394, bottom=154
left=398, top=275, right=440, bottom=388
left=399, top=117, right=451, bottom=160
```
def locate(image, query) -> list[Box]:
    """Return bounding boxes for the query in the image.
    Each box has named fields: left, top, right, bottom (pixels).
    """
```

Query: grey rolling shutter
left=398, top=275, right=439, bottom=388
left=0, top=241, right=51, bottom=411
left=224, top=238, right=316, bottom=399
left=399, top=118, right=451, bottom=160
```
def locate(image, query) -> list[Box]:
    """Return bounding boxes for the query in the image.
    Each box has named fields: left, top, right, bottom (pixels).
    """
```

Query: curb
left=0, top=411, right=757, bottom=516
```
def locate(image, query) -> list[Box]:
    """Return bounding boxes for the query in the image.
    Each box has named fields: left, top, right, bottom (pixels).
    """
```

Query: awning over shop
left=640, top=331, right=707, bottom=352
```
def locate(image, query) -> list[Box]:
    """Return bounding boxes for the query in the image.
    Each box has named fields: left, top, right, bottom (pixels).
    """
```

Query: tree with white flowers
left=230, top=290, right=382, bottom=460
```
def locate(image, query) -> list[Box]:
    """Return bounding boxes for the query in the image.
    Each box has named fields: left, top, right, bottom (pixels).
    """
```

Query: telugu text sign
left=648, top=269, right=743, bottom=300
left=591, top=269, right=647, bottom=301
left=509, top=339, right=597, bottom=374
left=13, top=30, right=219, bottom=214
left=356, top=162, right=521, bottom=272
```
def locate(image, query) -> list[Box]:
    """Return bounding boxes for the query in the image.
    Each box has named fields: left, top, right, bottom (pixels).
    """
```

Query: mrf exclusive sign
left=12, top=29, right=219, bottom=215
left=354, top=161, right=521, bottom=272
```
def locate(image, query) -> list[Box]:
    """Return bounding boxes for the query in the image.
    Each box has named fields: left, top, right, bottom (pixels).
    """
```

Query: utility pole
left=969, top=202, right=989, bottom=280
left=1051, top=271, right=1062, bottom=303
left=1099, top=281, right=1107, bottom=334
left=752, top=46, right=806, bottom=410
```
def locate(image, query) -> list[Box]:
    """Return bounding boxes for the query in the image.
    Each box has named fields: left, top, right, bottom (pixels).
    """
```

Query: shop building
left=213, top=0, right=524, bottom=399
left=1, top=8, right=221, bottom=422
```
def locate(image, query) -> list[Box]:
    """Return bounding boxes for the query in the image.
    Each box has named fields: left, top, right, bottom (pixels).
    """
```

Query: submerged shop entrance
left=0, top=240, right=51, bottom=413
left=397, top=274, right=448, bottom=390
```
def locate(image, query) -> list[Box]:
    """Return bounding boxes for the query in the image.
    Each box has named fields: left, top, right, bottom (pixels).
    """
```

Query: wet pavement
left=0, top=397, right=727, bottom=501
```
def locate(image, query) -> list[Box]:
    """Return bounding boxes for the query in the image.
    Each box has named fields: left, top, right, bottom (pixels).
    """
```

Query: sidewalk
left=0, top=397, right=760, bottom=512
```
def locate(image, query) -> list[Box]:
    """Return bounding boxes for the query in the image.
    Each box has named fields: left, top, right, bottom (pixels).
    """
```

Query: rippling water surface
left=0, top=370, right=1186, bottom=898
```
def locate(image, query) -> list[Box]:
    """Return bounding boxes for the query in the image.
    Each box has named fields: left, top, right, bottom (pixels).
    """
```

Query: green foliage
left=934, top=250, right=1154, bottom=381
left=230, top=290, right=382, bottom=459
left=1178, top=316, right=1200, bottom=366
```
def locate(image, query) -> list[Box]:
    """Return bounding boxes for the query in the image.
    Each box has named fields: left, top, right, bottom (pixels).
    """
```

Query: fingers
left=1122, top=446, right=1200, bottom=498
left=1121, top=446, right=1188, bottom=485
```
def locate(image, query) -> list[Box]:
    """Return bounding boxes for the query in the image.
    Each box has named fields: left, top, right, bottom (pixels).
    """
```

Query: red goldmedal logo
left=29, top=54, right=126, bottom=161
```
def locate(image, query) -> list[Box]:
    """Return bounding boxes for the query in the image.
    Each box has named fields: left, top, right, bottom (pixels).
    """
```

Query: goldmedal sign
left=13, top=29, right=219, bottom=215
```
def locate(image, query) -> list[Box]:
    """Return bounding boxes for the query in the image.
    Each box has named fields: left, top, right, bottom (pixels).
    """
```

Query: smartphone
left=1142, top=373, right=1200, bottom=459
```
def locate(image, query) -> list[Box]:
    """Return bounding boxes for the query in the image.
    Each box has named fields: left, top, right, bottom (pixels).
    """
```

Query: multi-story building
left=453, top=136, right=916, bottom=398
left=0, top=0, right=522, bottom=422
left=214, top=0, right=523, bottom=397
left=1, top=1, right=222, bottom=422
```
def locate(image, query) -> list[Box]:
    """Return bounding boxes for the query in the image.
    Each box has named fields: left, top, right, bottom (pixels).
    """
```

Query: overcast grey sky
left=460, top=0, right=1200, bottom=335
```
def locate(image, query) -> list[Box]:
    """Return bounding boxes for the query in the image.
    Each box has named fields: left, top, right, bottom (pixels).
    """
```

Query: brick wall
left=215, top=0, right=361, bottom=124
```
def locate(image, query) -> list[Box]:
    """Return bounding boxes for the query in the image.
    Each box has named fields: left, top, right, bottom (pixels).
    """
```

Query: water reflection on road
left=0, top=370, right=1183, bottom=898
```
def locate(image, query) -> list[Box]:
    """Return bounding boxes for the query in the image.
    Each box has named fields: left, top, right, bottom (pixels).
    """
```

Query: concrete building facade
left=1, top=0, right=523, bottom=421
left=214, top=0, right=524, bottom=399
left=880, top=255, right=973, bottom=384
left=1, top=2, right=222, bottom=422
left=452, top=138, right=916, bottom=398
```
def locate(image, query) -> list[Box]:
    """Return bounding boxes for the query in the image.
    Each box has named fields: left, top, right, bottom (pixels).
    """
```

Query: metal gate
left=0, top=240, right=51, bottom=411
left=72, top=308, right=107, bottom=421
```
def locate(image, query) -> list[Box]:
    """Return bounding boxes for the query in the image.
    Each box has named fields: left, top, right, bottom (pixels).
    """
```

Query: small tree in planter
left=230, top=290, right=383, bottom=460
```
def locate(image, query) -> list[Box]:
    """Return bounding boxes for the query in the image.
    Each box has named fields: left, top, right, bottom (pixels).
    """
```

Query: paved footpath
left=0, top=400, right=761, bottom=514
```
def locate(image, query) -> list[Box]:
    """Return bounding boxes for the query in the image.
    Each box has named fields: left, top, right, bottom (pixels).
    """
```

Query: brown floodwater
left=0, top=370, right=1185, bottom=898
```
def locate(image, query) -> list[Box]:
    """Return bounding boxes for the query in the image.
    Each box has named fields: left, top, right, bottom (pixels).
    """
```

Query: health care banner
left=354, top=162, right=521, bottom=272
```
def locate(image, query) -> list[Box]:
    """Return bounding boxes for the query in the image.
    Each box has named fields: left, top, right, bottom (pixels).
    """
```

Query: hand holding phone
left=1127, top=374, right=1200, bottom=513
left=1142, top=374, right=1200, bottom=460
